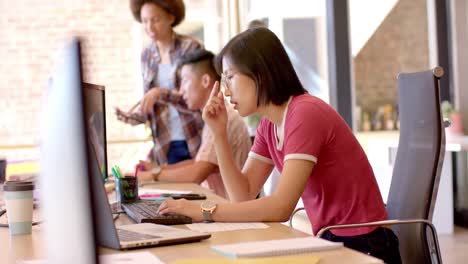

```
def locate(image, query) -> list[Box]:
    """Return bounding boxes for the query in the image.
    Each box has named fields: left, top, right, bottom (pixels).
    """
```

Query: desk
left=0, top=183, right=382, bottom=264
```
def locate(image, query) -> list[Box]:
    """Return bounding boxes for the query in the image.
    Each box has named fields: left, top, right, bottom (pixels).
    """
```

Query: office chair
left=290, top=67, right=446, bottom=263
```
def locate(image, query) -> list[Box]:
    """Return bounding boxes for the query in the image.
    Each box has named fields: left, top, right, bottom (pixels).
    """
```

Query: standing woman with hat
left=118, top=0, right=204, bottom=165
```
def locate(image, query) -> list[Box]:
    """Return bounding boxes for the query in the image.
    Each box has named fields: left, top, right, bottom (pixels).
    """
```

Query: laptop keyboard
left=122, top=200, right=192, bottom=225
left=117, top=229, right=161, bottom=242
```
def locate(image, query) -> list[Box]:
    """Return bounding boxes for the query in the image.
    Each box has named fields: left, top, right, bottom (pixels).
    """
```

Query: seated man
left=137, top=49, right=251, bottom=199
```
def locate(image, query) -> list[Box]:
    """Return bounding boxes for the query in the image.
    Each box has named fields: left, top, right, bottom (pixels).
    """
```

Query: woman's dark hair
left=130, top=0, right=185, bottom=27
left=214, top=27, right=306, bottom=106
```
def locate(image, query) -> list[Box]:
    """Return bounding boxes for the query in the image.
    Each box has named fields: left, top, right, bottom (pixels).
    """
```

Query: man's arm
left=163, top=159, right=194, bottom=170
left=157, top=160, right=217, bottom=184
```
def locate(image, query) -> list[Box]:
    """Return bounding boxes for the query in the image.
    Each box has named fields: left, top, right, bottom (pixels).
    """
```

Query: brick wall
left=0, top=0, right=149, bottom=165
left=354, top=0, right=429, bottom=113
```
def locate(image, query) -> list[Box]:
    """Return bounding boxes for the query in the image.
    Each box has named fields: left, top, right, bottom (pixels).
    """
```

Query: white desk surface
left=0, top=182, right=383, bottom=264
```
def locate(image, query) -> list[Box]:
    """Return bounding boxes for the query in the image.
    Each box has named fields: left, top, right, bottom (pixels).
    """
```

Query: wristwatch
left=200, top=200, right=217, bottom=223
left=151, top=166, right=162, bottom=180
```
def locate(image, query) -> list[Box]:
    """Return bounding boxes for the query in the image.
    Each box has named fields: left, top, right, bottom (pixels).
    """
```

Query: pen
left=134, top=163, right=141, bottom=178
left=115, top=165, right=123, bottom=179
left=111, top=166, right=120, bottom=179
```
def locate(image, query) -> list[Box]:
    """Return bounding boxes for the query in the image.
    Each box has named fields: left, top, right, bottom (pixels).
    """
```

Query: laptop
left=41, top=38, right=210, bottom=254
left=88, top=137, right=211, bottom=249
left=82, top=83, right=194, bottom=226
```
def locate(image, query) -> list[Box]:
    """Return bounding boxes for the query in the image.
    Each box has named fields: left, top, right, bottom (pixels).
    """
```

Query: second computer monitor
left=83, top=83, right=108, bottom=182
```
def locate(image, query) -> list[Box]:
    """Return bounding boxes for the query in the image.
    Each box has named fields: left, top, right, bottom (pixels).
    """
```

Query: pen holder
left=115, top=176, right=138, bottom=203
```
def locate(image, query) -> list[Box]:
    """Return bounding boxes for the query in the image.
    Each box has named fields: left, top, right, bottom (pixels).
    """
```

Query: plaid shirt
left=141, top=33, right=204, bottom=165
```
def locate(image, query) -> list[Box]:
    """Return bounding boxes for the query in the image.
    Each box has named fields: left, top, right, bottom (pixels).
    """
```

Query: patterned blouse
left=141, top=33, right=204, bottom=165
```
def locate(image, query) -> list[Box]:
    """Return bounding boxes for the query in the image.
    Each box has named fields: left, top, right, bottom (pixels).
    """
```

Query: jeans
left=167, top=140, right=191, bottom=164
left=322, top=227, right=402, bottom=264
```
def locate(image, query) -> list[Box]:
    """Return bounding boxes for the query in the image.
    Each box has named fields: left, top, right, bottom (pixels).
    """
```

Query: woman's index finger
left=209, top=81, right=220, bottom=98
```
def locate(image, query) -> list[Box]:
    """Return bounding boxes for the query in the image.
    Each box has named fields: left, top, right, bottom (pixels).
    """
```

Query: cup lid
left=3, top=181, right=34, bottom=191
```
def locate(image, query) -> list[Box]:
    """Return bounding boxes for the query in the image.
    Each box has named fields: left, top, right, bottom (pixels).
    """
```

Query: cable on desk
left=113, top=211, right=125, bottom=222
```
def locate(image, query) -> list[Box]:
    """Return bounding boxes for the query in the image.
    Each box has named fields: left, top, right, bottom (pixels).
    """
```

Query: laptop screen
left=83, top=83, right=108, bottom=182
left=82, top=87, right=122, bottom=249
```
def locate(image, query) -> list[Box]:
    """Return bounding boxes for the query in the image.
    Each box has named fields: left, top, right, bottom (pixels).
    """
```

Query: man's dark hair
left=214, top=27, right=306, bottom=107
left=130, top=0, right=185, bottom=26
left=176, top=49, right=220, bottom=86
left=247, top=19, right=267, bottom=29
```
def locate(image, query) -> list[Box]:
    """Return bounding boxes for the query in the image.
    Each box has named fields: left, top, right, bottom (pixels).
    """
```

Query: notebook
left=211, top=237, right=342, bottom=258
left=172, top=255, right=320, bottom=264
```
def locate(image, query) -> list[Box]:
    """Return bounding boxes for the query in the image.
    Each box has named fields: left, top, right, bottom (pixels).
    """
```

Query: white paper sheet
left=100, top=252, right=165, bottom=264
left=18, top=252, right=165, bottom=264
left=186, top=222, right=269, bottom=233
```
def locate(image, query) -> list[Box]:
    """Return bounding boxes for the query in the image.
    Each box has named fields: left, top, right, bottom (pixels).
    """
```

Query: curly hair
left=130, top=0, right=185, bottom=27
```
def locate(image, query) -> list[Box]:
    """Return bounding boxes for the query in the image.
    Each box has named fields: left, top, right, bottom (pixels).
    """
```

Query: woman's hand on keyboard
left=157, top=199, right=203, bottom=222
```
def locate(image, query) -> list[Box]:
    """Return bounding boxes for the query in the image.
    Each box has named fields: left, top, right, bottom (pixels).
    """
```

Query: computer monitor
left=39, top=38, right=98, bottom=264
left=83, top=83, right=108, bottom=182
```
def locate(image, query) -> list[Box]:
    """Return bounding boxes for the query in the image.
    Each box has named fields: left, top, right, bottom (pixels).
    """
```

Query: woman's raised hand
left=202, top=81, right=228, bottom=137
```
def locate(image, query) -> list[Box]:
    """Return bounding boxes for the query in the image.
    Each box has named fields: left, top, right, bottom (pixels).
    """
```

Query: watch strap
left=202, top=210, right=214, bottom=223
left=151, top=167, right=161, bottom=180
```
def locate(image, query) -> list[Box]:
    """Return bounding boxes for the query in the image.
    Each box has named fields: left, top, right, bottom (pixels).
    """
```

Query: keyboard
left=122, top=200, right=192, bottom=225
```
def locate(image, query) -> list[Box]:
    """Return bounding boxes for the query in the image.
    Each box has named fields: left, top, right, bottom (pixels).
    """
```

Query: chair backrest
left=386, top=67, right=446, bottom=263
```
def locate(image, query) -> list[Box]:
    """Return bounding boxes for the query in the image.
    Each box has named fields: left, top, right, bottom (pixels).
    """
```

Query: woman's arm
left=158, top=159, right=314, bottom=222
left=206, top=159, right=314, bottom=222
left=213, top=134, right=273, bottom=201
left=201, top=82, right=272, bottom=201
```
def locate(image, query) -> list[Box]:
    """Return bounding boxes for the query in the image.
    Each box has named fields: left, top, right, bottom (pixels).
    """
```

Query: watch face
left=201, top=200, right=216, bottom=211
left=151, top=167, right=161, bottom=175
